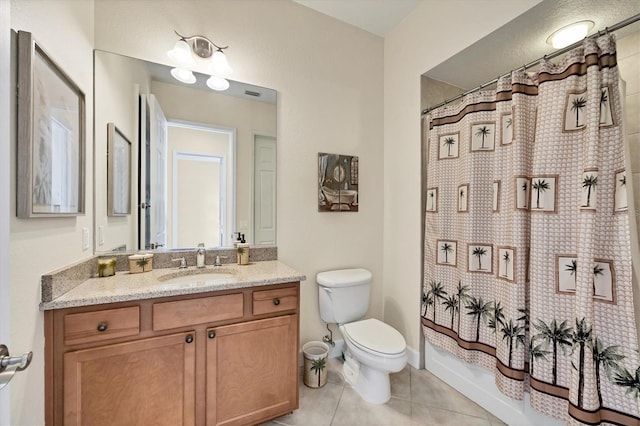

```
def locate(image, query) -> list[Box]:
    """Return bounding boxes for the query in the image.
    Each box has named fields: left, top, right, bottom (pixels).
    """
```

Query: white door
left=148, top=95, right=167, bottom=249
left=253, top=135, right=276, bottom=245
left=173, top=152, right=225, bottom=247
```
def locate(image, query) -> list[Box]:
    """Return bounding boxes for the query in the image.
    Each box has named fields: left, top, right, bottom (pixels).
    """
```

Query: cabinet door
left=64, top=332, right=196, bottom=426
left=206, top=315, right=298, bottom=426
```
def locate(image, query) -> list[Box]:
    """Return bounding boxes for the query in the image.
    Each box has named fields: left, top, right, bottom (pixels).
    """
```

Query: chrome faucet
left=214, top=255, right=228, bottom=267
left=172, top=258, right=187, bottom=269
left=196, top=243, right=206, bottom=268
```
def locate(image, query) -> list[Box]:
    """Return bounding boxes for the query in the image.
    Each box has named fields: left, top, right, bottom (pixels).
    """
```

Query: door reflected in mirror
left=94, top=50, right=276, bottom=253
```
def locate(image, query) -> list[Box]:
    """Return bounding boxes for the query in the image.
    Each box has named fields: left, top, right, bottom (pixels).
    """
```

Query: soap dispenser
left=237, top=234, right=249, bottom=265
left=196, top=243, right=206, bottom=268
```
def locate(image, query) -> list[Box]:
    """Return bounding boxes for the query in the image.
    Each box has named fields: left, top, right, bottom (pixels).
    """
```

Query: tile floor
left=261, top=357, right=507, bottom=426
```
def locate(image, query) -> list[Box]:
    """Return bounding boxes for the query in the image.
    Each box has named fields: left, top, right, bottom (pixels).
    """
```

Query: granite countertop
left=40, top=260, right=306, bottom=310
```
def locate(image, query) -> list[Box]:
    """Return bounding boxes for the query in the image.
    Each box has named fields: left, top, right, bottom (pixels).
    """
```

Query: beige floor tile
left=326, top=356, right=346, bottom=386
left=411, top=402, right=492, bottom=426
left=269, top=381, right=344, bottom=426
left=487, top=412, right=508, bottom=426
left=265, top=358, right=501, bottom=426
left=332, top=386, right=412, bottom=426
left=390, top=366, right=412, bottom=401
left=410, top=368, right=492, bottom=419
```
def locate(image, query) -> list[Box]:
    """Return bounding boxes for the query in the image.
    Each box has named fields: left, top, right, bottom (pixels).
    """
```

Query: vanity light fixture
left=206, top=75, right=230, bottom=91
left=167, top=30, right=233, bottom=90
left=170, top=68, right=196, bottom=84
left=547, top=20, right=594, bottom=49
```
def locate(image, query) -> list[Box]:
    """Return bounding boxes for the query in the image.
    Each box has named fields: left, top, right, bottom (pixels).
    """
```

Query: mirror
left=94, top=50, right=277, bottom=253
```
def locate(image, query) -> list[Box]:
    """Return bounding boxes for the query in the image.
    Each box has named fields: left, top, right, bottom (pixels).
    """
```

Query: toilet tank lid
left=316, top=268, right=372, bottom=287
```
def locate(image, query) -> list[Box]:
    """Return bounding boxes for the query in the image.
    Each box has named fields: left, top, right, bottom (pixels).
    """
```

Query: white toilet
left=316, top=268, right=407, bottom=404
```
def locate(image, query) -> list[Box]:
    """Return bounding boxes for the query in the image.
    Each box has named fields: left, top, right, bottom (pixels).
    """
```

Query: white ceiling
left=293, top=0, right=640, bottom=94
left=293, top=0, right=422, bottom=37
left=426, top=0, right=640, bottom=91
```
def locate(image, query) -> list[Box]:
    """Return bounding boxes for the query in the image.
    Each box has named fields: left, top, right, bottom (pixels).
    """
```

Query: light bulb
left=167, top=40, right=196, bottom=66
left=170, top=68, right=196, bottom=84
left=206, top=75, right=230, bottom=91
left=547, top=21, right=594, bottom=49
left=210, top=50, right=233, bottom=77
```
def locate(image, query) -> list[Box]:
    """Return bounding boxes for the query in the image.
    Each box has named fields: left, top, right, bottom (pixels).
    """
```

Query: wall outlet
left=98, top=226, right=104, bottom=246
left=82, top=227, right=89, bottom=251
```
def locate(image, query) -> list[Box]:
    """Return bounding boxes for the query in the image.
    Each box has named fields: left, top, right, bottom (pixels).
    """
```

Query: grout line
left=329, top=380, right=347, bottom=426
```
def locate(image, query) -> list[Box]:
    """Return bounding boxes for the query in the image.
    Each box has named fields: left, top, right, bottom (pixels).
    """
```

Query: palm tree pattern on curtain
left=422, top=35, right=639, bottom=424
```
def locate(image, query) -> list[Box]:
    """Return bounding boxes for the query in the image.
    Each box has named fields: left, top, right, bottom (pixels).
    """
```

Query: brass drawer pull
left=97, top=323, right=108, bottom=332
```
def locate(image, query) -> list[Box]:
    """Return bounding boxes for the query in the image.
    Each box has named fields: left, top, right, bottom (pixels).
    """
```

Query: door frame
left=168, top=120, right=236, bottom=246
left=1, top=2, right=12, bottom=421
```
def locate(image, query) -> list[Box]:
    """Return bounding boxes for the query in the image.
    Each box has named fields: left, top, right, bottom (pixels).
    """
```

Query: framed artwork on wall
left=318, top=152, right=359, bottom=212
left=16, top=31, right=85, bottom=217
left=107, top=123, right=131, bottom=216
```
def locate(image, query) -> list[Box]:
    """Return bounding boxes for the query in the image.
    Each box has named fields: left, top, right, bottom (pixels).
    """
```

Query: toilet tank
left=316, top=268, right=371, bottom=324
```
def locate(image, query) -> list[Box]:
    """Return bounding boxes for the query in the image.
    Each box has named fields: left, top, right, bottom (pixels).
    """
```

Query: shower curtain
left=422, top=34, right=640, bottom=424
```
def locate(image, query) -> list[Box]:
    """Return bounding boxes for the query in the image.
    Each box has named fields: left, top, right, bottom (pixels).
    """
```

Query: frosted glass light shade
left=170, top=68, right=196, bottom=84
left=547, top=21, right=594, bottom=49
left=210, top=50, right=233, bottom=77
left=206, top=75, right=230, bottom=91
left=167, top=40, right=196, bottom=66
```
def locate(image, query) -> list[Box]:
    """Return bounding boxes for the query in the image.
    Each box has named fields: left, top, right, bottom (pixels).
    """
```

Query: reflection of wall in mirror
left=94, top=52, right=151, bottom=252
left=152, top=80, right=276, bottom=246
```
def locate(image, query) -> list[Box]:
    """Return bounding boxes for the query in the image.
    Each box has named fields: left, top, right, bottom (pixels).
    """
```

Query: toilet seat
left=342, top=318, right=406, bottom=356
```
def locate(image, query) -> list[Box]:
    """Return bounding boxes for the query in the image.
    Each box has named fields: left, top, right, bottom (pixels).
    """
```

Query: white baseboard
left=424, top=341, right=563, bottom=426
left=406, top=345, right=420, bottom=369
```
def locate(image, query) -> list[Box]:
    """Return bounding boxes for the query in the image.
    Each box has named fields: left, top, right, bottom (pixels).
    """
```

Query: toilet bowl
left=340, top=318, right=407, bottom=404
left=316, top=268, right=408, bottom=404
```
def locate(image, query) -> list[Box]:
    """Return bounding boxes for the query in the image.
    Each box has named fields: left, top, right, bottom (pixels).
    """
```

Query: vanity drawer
left=153, top=293, right=244, bottom=331
left=64, top=306, right=140, bottom=346
left=253, top=287, right=298, bottom=316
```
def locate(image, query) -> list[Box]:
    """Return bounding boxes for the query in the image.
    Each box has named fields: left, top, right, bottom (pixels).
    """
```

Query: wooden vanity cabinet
left=207, top=315, right=298, bottom=426
left=45, top=282, right=300, bottom=426
left=63, top=332, right=196, bottom=425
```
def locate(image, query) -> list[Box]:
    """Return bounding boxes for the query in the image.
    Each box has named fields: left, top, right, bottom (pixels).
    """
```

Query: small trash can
left=303, top=341, right=329, bottom=388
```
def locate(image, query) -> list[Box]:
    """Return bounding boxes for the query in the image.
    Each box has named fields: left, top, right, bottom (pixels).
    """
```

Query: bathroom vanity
left=42, top=260, right=304, bottom=426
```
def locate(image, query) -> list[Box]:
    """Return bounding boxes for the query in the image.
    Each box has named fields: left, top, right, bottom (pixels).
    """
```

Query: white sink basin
left=158, top=270, right=235, bottom=285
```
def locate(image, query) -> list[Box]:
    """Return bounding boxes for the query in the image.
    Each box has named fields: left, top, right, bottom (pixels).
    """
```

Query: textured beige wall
left=9, top=1, right=94, bottom=424
left=94, top=52, right=151, bottom=252
left=618, top=28, right=640, bottom=232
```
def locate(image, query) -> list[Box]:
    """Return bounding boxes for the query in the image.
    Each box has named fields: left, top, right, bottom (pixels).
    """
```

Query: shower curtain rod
left=421, top=12, right=640, bottom=116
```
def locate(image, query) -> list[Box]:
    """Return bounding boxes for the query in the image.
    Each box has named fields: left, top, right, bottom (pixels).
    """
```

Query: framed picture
left=318, top=152, right=359, bottom=212
left=16, top=31, right=85, bottom=217
left=107, top=123, right=131, bottom=216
